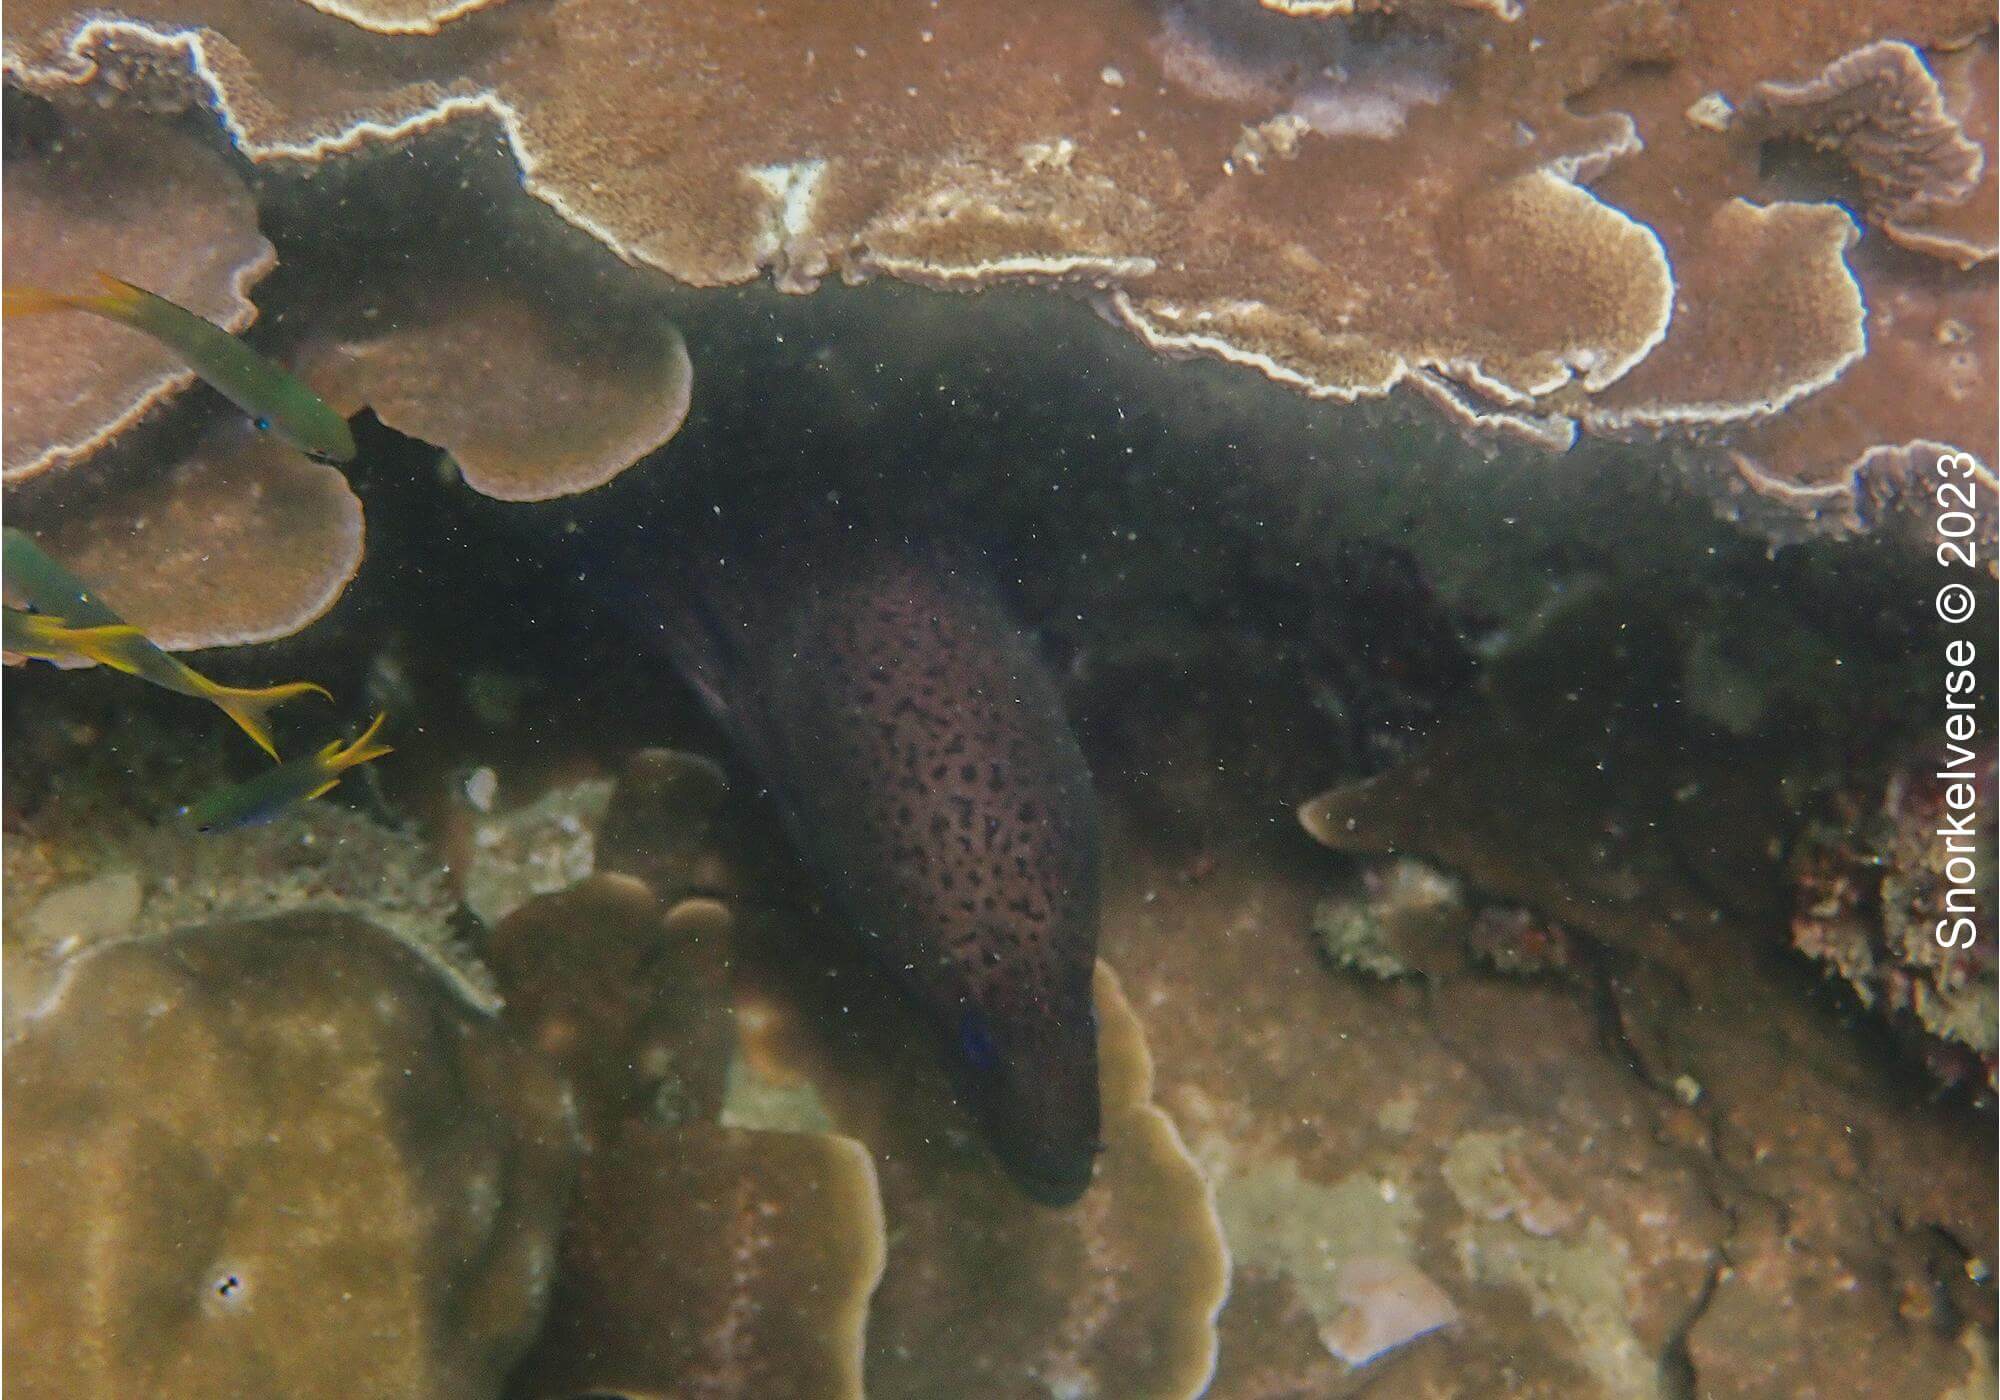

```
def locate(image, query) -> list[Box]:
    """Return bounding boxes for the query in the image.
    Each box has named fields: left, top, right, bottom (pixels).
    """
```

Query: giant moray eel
left=657, top=529, right=1102, bottom=1205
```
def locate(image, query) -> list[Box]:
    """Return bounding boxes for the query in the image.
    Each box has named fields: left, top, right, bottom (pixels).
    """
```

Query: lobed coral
left=513, top=1121, right=886, bottom=1400
left=1, top=100, right=272, bottom=483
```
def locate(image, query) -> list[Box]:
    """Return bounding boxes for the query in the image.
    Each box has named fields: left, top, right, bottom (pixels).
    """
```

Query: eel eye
left=253, top=416, right=272, bottom=433
left=958, top=1010, right=1000, bottom=1073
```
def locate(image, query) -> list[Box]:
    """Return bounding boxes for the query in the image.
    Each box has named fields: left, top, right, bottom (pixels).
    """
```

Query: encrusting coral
left=3, top=912, right=578, bottom=1400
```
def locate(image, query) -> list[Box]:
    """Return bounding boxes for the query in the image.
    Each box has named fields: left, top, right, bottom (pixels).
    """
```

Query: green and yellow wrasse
left=3, top=529, right=329, bottom=759
left=3, top=610, right=145, bottom=665
left=3, top=274, right=355, bottom=463
left=182, top=713, right=392, bottom=834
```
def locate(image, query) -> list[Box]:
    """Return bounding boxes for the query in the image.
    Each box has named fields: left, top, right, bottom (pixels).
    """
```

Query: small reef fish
left=3, top=273, right=356, bottom=463
left=4, top=608, right=143, bottom=661
left=651, top=527, right=1103, bottom=1206
left=2, top=528, right=329, bottom=760
left=181, top=712, right=393, bottom=834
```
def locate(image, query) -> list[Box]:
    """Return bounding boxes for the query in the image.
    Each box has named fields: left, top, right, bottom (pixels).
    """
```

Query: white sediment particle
left=464, top=766, right=499, bottom=813
left=1685, top=92, right=1735, bottom=133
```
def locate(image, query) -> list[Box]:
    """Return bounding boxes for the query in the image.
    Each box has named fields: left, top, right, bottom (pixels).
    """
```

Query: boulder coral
left=2, top=913, right=578, bottom=1400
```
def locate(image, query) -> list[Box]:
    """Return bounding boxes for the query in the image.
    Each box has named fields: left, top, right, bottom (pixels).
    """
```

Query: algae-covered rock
left=1791, top=745, right=1998, bottom=1086
left=462, top=775, right=617, bottom=926
left=1311, top=856, right=1467, bottom=981
left=4, top=913, right=578, bottom=1400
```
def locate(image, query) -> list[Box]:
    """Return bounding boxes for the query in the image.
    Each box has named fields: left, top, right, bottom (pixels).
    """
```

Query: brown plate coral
left=4, top=0, right=1994, bottom=604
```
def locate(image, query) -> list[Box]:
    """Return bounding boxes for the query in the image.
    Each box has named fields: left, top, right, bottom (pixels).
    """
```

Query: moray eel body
left=661, top=531, right=1102, bottom=1204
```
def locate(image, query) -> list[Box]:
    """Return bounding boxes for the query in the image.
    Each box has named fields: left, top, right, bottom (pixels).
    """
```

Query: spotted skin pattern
left=678, top=539, right=1101, bottom=1204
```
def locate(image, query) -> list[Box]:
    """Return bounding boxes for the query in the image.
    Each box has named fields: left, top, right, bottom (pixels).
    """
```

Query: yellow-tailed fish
left=3, top=273, right=355, bottom=463
left=3, top=529, right=329, bottom=759
left=4, top=609, right=145, bottom=661
left=182, top=713, right=392, bottom=834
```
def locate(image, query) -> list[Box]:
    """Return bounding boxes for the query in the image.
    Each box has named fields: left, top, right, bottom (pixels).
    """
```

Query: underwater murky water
left=4, top=3, right=1996, bottom=1397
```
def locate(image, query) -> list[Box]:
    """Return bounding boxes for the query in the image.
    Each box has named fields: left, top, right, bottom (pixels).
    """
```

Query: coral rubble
left=1792, top=746, right=1998, bottom=1087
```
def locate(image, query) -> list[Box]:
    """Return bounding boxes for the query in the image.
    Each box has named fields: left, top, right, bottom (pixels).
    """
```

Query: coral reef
left=1791, top=745, right=1998, bottom=1086
left=511, top=1121, right=885, bottom=1400
left=2, top=0, right=1991, bottom=621
left=4, top=543, right=1992, bottom=1396
left=2, top=5, right=1993, bottom=1394
left=3, top=913, right=577, bottom=1400
left=1, top=100, right=272, bottom=482
left=727, top=925, right=1232, bottom=1400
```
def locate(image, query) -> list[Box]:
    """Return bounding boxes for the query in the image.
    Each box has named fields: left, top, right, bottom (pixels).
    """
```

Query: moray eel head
left=952, top=974, right=1100, bottom=1206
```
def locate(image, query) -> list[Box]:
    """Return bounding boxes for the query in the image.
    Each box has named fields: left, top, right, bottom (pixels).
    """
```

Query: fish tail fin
left=196, top=677, right=335, bottom=761
left=328, top=712, right=393, bottom=773
left=4, top=276, right=142, bottom=321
